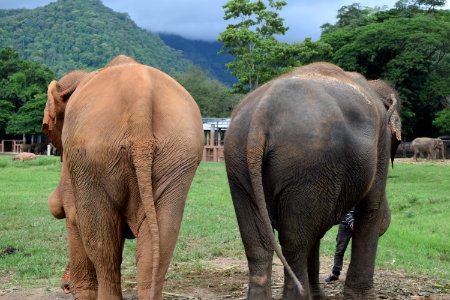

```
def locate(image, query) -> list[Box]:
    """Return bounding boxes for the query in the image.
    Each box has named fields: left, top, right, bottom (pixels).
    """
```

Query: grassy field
left=0, top=154, right=448, bottom=290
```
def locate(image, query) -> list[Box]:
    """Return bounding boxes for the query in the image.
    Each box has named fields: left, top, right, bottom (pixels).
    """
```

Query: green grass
left=0, top=154, right=448, bottom=290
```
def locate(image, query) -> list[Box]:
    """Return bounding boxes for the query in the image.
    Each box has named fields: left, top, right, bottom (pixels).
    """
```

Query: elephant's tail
left=246, top=107, right=305, bottom=296
left=131, top=140, right=160, bottom=299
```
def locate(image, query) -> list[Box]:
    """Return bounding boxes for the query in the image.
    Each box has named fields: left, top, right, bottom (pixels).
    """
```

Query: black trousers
left=331, top=223, right=352, bottom=276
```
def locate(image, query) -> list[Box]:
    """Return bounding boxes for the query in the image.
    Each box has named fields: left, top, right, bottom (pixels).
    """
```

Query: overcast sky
left=1, top=0, right=449, bottom=42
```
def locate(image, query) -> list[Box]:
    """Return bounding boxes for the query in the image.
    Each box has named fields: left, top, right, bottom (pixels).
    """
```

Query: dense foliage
left=218, top=0, right=331, bottom=93
left=0, top=47, right=54, bottom=139
left=174, top=66, right=242, bottom=118
left=0, top=0, right=190, bottom=77
left=320, top=0, right=450, bottom=139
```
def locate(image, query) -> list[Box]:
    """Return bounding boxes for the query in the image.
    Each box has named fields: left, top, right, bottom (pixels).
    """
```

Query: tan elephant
left=43, top=55, right=204, bottom=300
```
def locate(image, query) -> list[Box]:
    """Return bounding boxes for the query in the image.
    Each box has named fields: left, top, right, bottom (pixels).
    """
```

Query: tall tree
left=219, top=0, right=331, bottom=93
left=0, top=47, right=54, bottom=109
left=218, top=0, right=289, bottom=93
left=0, top=47, right=54, bottom=139
left=6, top=93, right=47, bottom=135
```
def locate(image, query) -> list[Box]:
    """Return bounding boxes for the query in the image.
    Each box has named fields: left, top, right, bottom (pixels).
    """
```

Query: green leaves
left=433, top=108, right=450, bottom=135
left=0, top=0, right=190, bottom=77
left=6, top=93, right=47, bottom=135
left=321, top=7, right=450, bottom=139
left=0, top=100, right=15, bottom=137
left=219, top=0, right=289, bottom=93
left=175, top=66, right=241, bottom=118
left=0, top=48, right=54, bottom=138
left=219, top=0, right=331, bottom=93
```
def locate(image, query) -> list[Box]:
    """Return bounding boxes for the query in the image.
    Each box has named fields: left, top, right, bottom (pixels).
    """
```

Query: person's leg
left=326, top=224, right=352, bottom=282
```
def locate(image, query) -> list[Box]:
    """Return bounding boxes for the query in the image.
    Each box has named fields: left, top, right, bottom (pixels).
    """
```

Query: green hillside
left=159, top=33, right=236, bottom=86
left=0, top=0, right=190, bottom=77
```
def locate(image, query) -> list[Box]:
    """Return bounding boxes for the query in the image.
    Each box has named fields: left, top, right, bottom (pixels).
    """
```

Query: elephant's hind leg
left=135, top=164, right=199, bottom=300
left=229, top=181, right=274, bottom=300
left=76, top=188, right=125, bottom=300
left=278, top=230, right=311, bottom=300
left=308, top=240, right=326, bottom=300
left=66, top=214, right=98, bottom=299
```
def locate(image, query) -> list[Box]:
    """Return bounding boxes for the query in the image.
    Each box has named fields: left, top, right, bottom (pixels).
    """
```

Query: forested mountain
left=0, top=0, right=190, bottom=77
left=159, top=33, right=236, bottom=86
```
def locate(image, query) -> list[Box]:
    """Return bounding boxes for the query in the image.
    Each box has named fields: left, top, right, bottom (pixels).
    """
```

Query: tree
left=0, top=47, right=54, bottom=139
left=416, top=0, right=446, bottom=9
left=0, top=100, right=14, bottom=137
left=433, top=108, right=450, bottom=135
left=218, top=0, right=289, bottom=92
left=219, top=0, right=331, bottom=93
left=6, top=93, right=47, bottom=135
left=175, top=66, right=241, bottom=117
left=320, top=6, right=450, bottom=139
left=321, top=4, right=384, bottom=35
left=0, top=47, right=54, bottom=109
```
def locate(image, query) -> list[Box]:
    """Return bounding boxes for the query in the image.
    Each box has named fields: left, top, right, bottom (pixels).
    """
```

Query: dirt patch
left=0, top=246, right=18, bottom=258
left=394, top=158, right=450, bottom=166
left=1, top=256, right=448, bottom=299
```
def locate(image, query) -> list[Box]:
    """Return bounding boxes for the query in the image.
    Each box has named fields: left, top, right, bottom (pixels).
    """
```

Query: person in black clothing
left=325, top=207, right=355, bottom=283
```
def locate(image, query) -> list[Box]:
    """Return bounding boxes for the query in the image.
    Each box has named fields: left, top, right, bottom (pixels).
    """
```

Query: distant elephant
left=224, top=62, right=401, bottom=299
left=42, top=55, right=204, bottom=300
left=411, top=137, right=445, bottom=161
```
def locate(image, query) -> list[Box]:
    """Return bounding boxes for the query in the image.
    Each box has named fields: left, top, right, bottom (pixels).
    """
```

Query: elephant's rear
left=61, top=60, right=203, bottom=299
left=224, top=62, right=391, bottom=299
left=226, top=72, right=382, bottom=227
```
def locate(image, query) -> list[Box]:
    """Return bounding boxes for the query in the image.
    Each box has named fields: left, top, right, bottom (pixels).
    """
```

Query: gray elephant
left=224, top=62, right=401, bottom=299
left=42, top=55, right=204, bottom=300
left=412, top=137, right=445, bottom=161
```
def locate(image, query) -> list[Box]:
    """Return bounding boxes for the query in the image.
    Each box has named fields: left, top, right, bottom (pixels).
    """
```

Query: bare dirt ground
left=1, top=256, right=448, bottom=300
left=394, top=157, right=450, bottom=166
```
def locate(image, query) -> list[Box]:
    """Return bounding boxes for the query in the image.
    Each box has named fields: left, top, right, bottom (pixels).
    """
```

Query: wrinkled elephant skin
left=224, top=62, right=401, bottom=300
left=42, top=55, right=204, bottom=300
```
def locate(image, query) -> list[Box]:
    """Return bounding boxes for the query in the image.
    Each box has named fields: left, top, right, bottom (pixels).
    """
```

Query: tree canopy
left=174, top=66, right=242, bottom=117
left=218, top=0, right=331, bottom=93
left=321, top=1, right=450, bottom=139
left=0, top=47, right=54, bottom=139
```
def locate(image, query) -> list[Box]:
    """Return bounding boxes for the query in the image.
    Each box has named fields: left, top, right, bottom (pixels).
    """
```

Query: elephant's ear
left=42, top=70, right=90, bottom=153
left=43, top=80, right=57, bottom=136
left=43, top=79, right=66, bottom=154
left=388, top=94, right=402, bottom=167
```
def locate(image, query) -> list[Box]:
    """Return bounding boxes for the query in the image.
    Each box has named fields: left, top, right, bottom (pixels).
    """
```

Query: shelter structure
left=1, top=139, right=24, bottom=153
left=202, top=118, right=229, bottom=162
